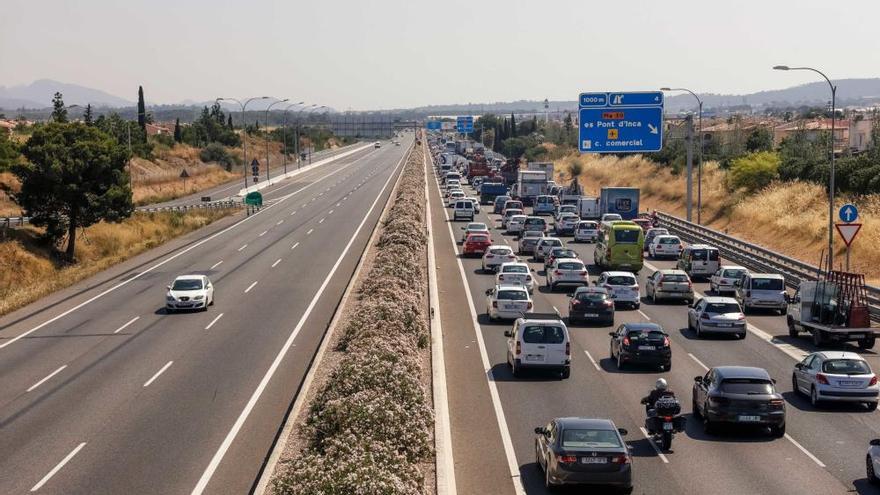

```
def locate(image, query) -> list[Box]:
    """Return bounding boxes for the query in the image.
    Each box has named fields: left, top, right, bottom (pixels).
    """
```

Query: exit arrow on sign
left=835, top=223, right=862, bottom=246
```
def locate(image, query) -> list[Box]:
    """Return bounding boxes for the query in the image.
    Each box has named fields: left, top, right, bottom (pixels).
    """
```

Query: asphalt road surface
left=0, top=136, right=411, bottom=494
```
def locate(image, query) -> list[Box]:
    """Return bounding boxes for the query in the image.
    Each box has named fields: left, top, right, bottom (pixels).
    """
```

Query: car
left=600, top=213, right=623, bottom=223
left=533, top=195, right=559, bottom=216
left=444, top=178, right=461, bottom=190
left=645, top=269, right=694, bottom=304
left=166, top=275, right=214, bottom=312
left=677, top=244, right=721, bottom=280
left=632, top=218, right=653, bottom=232
left=482, top=245, right=518, bottom=273
left=497, top=262, right=535, bottom=293
left=453, top=200, right=475, bottom=221
left=518, top=231, right=545, bottom=256
left=534, top=237, right=564, bottom=261
left=643, top=227, right=669, bottom=251
left=502, top=199, right=524, bottom=215
left=462, top=232, right=492, bottom=257
left=648, top=235, right=683, bottom=259
left=374, top=141, right=381, bottom=148
left=609, top=322, right=672, bottom=371
left=534, top=418, right=632, bottom=491
left=506, top=214, right=527, bottom=234
left=554, top=204, right=579, bottom=221
left=521, top=216, right=548, bottom=237
left=465, top=197, right=481, bottom=213
left=485, top=284, right=533, bottom=321
left=471, top=177, right=484, bottom=189
left=460, top=222, right=489, bottom=242
left=868, top=439, right=880, bottom=484
left=546, top=258, right=589, bottom=291
left=505, top=313, right=571, bottom=378
left=710, top=265, right=749, bottom=295
left=568, top=287, right=615, bottom=326
left=447, top=190, right=466, bottom=207
left=735, top=273, right=787, bottom=314
left=573, top=220, right=600, bottom=243
left=544, top=247, right=580, bottom=270
left=555, top=213, right=580, bottom=235
left=792, top=351, right=879, bottom=410
left=687, top=296, right=747, bottom=339
left=596, top=271, right=640, bottom=309
left=692, top=366, right=786, bottom=437
left=493, top=195, right=512, bottom=214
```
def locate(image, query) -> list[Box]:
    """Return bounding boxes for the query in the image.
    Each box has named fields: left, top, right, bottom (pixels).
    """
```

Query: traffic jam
left=428, top=134, right=880, bottom=493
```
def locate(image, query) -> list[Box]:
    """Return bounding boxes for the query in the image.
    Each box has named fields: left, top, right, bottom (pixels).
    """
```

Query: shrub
left=727, top=151, right=780, bottom=193
left=199, top=142, right=237, bottom=171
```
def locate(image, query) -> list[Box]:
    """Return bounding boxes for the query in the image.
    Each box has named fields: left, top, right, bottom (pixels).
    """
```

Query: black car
left=568, top=287, right=614, bottom=326
left=609, top=323, right=671, bottom=371
left=692, top=366, right=786, bottom=437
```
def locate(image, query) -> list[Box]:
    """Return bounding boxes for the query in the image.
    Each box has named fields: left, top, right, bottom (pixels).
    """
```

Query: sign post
left=244, top=191, right=263, bottom=216
left=179, top=168, right=190, bottom=193
left=836, top=203, right=860, bottom=271
left=456, top=116, right=474, bottom=136
left=250, top=158, right=260, bottom=186
left=578, top=91, right=664, bottom=153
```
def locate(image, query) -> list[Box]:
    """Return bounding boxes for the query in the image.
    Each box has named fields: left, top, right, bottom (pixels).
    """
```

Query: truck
left=479, top=182, right=508, bottom=205
left=527, top=161, right=555, bottom=179
left=576, top=196, right=600, bottom=220
left=598, top=187, right=640, bottom=220
left=467, top=153, right=491, bottom=180
left=513, top=170, right=549, bottom=205
left=787, top=272, right=879, bottom=349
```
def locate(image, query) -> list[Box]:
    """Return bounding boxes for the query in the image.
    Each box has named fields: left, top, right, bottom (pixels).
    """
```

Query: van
left=453, top=200, right=475, bottom=221
left=594, top=222, right=644, bottom=271
left=735, top=273, right=787, bottom=314
left=533, top=195, right=558, bottom=216
left=576, top=197, right=600, bottom=220
left=676, top=244, right=720, bottom=279
left=505, top=313, right=571, bottom=378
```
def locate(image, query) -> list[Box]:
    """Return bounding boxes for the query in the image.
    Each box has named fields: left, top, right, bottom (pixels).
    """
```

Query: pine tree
left=510, top=113, right=517, bottom=137
left=531, top=115, right=538, bottom=133
left=227, top=114, right=233, bottom=130
left=83, top=104, right=93, bottom=125
left=51, top=92, right=68, bottom=123
left=173, top=118, right=182, bottom=143
left=137, top=86, right=146, bottom=130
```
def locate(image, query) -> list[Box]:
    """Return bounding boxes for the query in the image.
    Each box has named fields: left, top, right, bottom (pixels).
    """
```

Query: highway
left=0, top=136, right=411, bottom=494
left=427, top=151, right=880, bottom=494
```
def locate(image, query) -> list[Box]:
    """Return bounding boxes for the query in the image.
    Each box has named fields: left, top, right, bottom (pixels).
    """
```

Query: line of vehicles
left=429, top=133, right=880, bottom=491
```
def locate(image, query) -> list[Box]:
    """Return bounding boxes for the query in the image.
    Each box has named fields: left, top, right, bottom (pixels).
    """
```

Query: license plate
left=718, top=323, right=732, bottom=328
left=839, top=380, right=862, bottom=387
left=662, top=422, right=673, bottom=431
left=581, top=457, right=607, bottom=464
left=738, top=415, right=760, bottom=422
left=850, top=334, right=865, bottom=339
left=525, top=355, right=544, bottom=362
left=584, top=313, right=599, bottom=317
left=638, top=345, right=656, bottom=351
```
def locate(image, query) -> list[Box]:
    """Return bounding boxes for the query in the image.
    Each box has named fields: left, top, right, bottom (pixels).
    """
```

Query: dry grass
left=0, top=171, right=22, bottom=217
left=0, top=208, right=238, bottom=317
left=555, top=153, right=880, bottom=283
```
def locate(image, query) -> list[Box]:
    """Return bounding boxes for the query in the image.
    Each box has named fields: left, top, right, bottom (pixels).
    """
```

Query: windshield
left=543, top=239, right=563, bottom=248
left=172, top=279, right=203, bottom=290
left=497, top=290, right=528, bottom=300
left=604, top=214, right=622, bottom=221
left=525, top=218, right=546, bottom=227
left=705, top=302, right=741, bottom=314
left=553, top=250, right=577, bottom=258
left=607, top=275, right=636, bottom=286
left=467, top=224, right=487, bottom=230
left=522, top=325, right=566, bottom=344
left=722, top=269, right=746, bottom=278
left=751, top=278, right=784, bottom=291
left=614, top=229, right=640, bottom=243
left=561, top=429, right=622, bottom=449
left=579, top=222, right=598, bottom=229
left=719, top=379, right=774, bottom=394
left=502, top=265, right=528, bottom=274
left=691, top=249, right=709, bottom=260
left=822, top=359, right=872, bottom=375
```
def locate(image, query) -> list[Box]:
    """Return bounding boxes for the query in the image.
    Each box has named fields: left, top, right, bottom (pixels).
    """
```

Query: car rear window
left=579, top=222, right=598, bottom=229
left=705, top=302, right=741, bottom=314
left=577, top=292, right=608, bottom=302
left=544, top=239, right=563, bottom=248
left=489, top=248, right=511, bottom=255
left=561, top=429, right=622, bottom=448
left=502, top=265, right=528, bottom=274
left=557, top=262, right=585, bottom=271
left=614, top=229, right=640, bottom=243
left=723, top=269, right=746, bottom=278
left=751, top=278, right=784, bottom=291
left=719, top=379, right=774, bottom=394
left=660, top=274, right=688, bottom=282
left=691, top=249, right=708, bottom=260
left=659, top=237, right=680, bottom=245
left=469, top=235, right=488, bottom=242
left=525, top=218, right=546, bottom=227
left=607, top=275, right=637, bottom=286
left=522, top=325, right=566, bottom=344
left=627, top=330, right=666, bottom=342
left=822, top=359, right=871, bottom=374
left=455, top=201, right=471, bottom=208
left=497, top=290, right=528, bottom=300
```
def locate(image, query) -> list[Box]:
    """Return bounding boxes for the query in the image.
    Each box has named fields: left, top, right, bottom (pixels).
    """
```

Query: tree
left=745, top=126, right=774, bottom=153
left=173, top=118, right=182, bottom=143
left=137, top=86, right=146, bottom=130
left=227, top=114, right=234, bottom=130
left=0, top=131, right=21, bottom=171
left=510, top=113, right=517, bottom=138
left=563, top=113, right=573, bottom=132
left=728, top=151, right=780, bottom=193
left=566, top=160, right=584, bottom=194
left=51, top=92, right=68, bottom=123
left=13, top=123, right=133, bottom=260
left=778, top=130, right=829, bottom=185
left=83, top=104, right=94, bottom=126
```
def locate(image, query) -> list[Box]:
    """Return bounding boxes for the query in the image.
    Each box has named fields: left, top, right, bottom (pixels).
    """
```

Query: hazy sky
left=2, top=0, right=878, bottom=110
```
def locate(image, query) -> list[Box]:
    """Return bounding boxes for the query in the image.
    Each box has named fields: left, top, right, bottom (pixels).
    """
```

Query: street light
left=307, top=106, right=327, bottom=164
left=264, top=98, right=289, bottom=183
left=216, top=96, right=270, bottom=192
left=774, top=65, right=838, bottom=270
left=661, top=87, right=704, bottom=224
left=295, top=104, right=318, bottom=168
left=282, top=101, right=305, bottom=174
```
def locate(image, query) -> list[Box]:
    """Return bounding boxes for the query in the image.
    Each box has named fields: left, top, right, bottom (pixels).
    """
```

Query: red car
left=633, top=218, right=653, bottom=232
left=462, top=233, right=492, bottom=257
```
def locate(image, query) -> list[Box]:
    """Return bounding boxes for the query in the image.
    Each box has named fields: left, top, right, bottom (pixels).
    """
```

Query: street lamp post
left=661, top=87, right=704, bottom=224
left=774, top=65, right=838, bottom=271
left=294, top=104, right=318, bottom=169
left=264, top=98, right=289, bottom=183
left=308, top=106, right=327, bottom=165
left=216, top=96, right=270, bottom=192
left=282, top=101, right=305, bottom=175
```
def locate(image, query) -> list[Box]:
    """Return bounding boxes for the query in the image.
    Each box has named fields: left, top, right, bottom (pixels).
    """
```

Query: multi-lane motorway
left=0, top=136, right=411, bottom=494
left=427, top=150, right=880, bottom=494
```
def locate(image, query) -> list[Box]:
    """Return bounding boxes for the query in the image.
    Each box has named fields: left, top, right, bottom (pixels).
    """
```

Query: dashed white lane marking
left=244, top=281, right=258, bottom=293
left=113, top=316, right=140, bottom=334
left=272, top=258, right=282, bottom=268
left=276, top=220, right=284, bottom=226
left=688, top=353, right=710, bottom=371
left=27, top=365, right=68, bottom=392
left=301, top=203, right=307, bottom=208
left=210, top=260, right=223, bottom=270
left=30, top=442, right=86, bottom=491
left=307, top=229, right=314, bottom=235
left=143, top=361, right=173, bottom=388
left=291, top=242, right=299, bottom=250
left=237, top=244, right=248, bottom=252
left=637, top=309, right=651, bottom=320
left=552, top=305, right=559, bottom=314
left=290, top=210, right=296, bottom=216
left=205, top=313, right=224, bottom=330
left=259, top=230, right=268, bottom=237
left=318, top=218, right=325, bottom=224
left=785, top=434, right=826, bottom=468
left=639, top=427, right=670, bottom=463
left=335, top=203, right=340, bottom=207
left=583, top=350, right=601, bottom=371
left=328, top=209, right=334, bottom=215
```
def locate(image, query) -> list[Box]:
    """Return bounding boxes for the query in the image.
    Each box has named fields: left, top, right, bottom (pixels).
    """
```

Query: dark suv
left=608, top=323, right=671, bottom=371
left=692, top=366, right=786, bottom=437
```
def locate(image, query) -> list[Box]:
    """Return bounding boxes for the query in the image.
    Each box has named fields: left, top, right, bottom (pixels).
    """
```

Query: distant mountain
left=0, top=79, right=133, bottom=109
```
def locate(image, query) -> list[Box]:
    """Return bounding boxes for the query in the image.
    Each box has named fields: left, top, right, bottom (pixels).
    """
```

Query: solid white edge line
left=113, top=316, right=140, bottom=334
left=785, top=433, right=826, bottom=468
left=638, top=427, right=670, bottom=464
left=210, top=260, right=223, bottom=270
left=276, top=220, right=284, bottom=225
left=583, top=350, right=601, bottom=371
left=429, top=153, right=525, bottom=495
left=0, top=150, right=366, bottom=351
left=271, top=259, right=282, bottom=268
left=205, top=313, right=224, bottom=330
left=637, top=309, right=651, bottom=320
left=30, top=442, right=86, bottom=492
left=687, top=353, right=710, bottom=372
left=143, top=361, right=173, bottom=388
left=424, top=148, right=458, bottom=495
left=27, top=365, right=68, bottom=392
left=191, top=141, right=409, bottom=495
left=244, top=281, right=258, bottom=294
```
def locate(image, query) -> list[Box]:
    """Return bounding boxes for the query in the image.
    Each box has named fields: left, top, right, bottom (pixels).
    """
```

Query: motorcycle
left=641, top=395, right=686, bottom=451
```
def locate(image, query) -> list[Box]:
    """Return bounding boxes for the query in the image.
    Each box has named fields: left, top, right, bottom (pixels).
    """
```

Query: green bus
left=593, top=221, right=645, bottom=272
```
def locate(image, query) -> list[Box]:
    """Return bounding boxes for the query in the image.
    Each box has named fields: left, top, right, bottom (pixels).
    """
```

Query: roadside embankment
left=270, top=145, right=434, bottom=494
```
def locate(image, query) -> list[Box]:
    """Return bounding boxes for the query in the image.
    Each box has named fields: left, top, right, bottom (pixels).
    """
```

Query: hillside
left=0, top=79, right=132, bottom=108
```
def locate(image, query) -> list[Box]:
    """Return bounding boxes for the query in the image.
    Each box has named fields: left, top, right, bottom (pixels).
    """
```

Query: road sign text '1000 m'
left=578, top=91, right=664, bottom=153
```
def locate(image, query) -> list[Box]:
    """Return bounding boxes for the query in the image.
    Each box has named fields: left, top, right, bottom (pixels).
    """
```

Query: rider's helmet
left=655, top=378, right=668, bottom=391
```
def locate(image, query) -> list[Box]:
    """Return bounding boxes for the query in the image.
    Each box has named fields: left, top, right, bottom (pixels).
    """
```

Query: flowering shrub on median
left=274, top=146, right=432, bottom=495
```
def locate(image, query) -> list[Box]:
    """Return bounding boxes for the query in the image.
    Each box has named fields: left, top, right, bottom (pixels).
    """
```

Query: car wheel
left=791, top=374, right=802, bottom=396
left=771, top=423, right=785, bottom=438
left=695, top=321, right=703, bottom=338
left=868, top=402, right=879, bottom=412
left=787, top=316, right=798, bottom=337
left=535, top=440, right=544, bottom=472
left=617, top=352, right=625, bottom=370
left=512, top=359, right=522, bottom=378
left=692, top=395, right=702, bottom=419
left=662, top=362, right=672, bottom=372
left=488, top=310, right=496, bottom=322
left=868, top=455, right=878, bottom=484
left=544, top=457, right=557, bottom=491
left=702, top=414, right=714, bottom=434
left=811, top=386, right=822, bottom=408
left=687, top=318, right=694, bottom=332
left=561, top=367, right=570, bottom=379
left=633, top=303, right=640, bottom=310
left=738, top=332, right=746, bottom=339
left=779, top=306, right=787, bottom=316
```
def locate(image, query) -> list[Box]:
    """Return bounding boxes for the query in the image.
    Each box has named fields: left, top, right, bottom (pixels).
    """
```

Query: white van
left=676, top=244, right=720, bottom=279
left=453, top=200, right=475, bottom=221
left=505, top=313, right=571, bottom=378
left=735, top=273, right=787, bottom=314
left=576, top=197, right=600, bottom=220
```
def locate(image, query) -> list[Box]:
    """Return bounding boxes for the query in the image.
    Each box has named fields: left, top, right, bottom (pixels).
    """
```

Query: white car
left=710, top=265, right=749, bottom=295
left=501, top=208, right=524, bottom=229
left=485, top=284, right=533, bottom=321
left=482, top=245, right=517, bottom=273
left=545, top=258, right=589, bottom=291
left=453, top=200, right=475, bottom=221
left=555, top=204, right=579, bottom=221
left=496, top=262, right=535, bottom=293
left=573, top=220, right=600, bottom=242
left=166, top=275, right=214, bottom=312
left=447, top=190, right=466, bottom=207
left=868, top=439, right=880, bottom=484
left=506, top=214, right=527, bottom=234
left=465, top=197, right=481, bottom=213
left=534, top=237, right=564, bottom=261
left=461, top=222, right=490, bottom=243
left=601, top=213, right=623, bottom=223
left=596, top=271, right=640, bottom=309
left=554, top=213, right=580, bottom=235
left=648, top=235, right=683, bottom=259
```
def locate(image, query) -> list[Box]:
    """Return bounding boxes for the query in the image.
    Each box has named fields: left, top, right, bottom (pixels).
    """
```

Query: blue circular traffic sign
left=839, top=203, right=859, bottom=223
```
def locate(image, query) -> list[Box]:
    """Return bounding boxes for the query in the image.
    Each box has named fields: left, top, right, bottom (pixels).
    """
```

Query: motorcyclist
left=642, top=378, right=675, bottom=414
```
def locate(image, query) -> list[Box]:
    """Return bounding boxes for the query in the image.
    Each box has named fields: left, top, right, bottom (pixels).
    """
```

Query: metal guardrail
left=656, top=211, right=880, bottom=322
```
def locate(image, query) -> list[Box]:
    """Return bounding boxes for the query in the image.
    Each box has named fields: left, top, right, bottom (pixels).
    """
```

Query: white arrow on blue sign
left=839, top=203, right=859, bottom=223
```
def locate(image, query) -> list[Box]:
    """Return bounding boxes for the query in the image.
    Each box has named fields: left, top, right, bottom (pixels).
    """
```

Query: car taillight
left=515, top=341, right=521, bottom=355
left=603, top=284, right=613, bottom=291
left=622, top=336, right=630, bottom=347
left=663, top=336, right=670, bottom=347
left=613, top=454, right=631, bottom=465
left=525, top=276, right=532, bottom=281
left=571, top=300, right=580, bottom=307
left=769, top=399, right=785, bottom=407
left=492, top=301, right=498, bottom=308
left=486, top=254, right=494, bottom=258
left=657, top=275, right=664, bottom=285
left=737, top=314, right=745, bottom=320
left=708, top=395, right=729, bottom=406
left=565, top=341, right=571, bottom=356
left=630, top=285, right=639, bottom=292
left=527, top=302, right=533, bottom=310
left=604, top=300, right=614, bottom=307
left=871, top=376, right=878, bottom=386
left=555, top=270, right=562, bottom=275
left=816, top=373, right=829, bottom=385
left=701, top=313, right=711, bottom=320
left=559, top=455, right=577, bottom=464
left=687, top=280, right=693, bottom=289
left=580, top=270, right=588, bottom=275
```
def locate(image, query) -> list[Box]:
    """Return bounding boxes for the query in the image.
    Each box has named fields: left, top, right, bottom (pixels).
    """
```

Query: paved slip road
left=0, top=136, right=411, bottom=494
left=428, top=152, right=880, bottom=495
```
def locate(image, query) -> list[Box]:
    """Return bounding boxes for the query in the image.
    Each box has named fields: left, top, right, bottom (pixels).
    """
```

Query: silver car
left=518, top=231, right=546, bottom=256
left=507, top=214, right=527, bottom=234
left=534, top=237, right=565, bottom=261
left=687, top=296, right=747, bottom=339
left=792, top=351, right=879, bottom=410
left=645, top=269, right=694, bottom=304
left=709, top=265, right=748, bottom=295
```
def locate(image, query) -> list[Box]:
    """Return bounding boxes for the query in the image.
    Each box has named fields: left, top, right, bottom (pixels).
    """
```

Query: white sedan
left=496, top=262, right=535, bottom=293
left=482, top=245, right=517, bottom=273
left=166, top=275, right=214, bottom=312
left=485, top=284, right=532, bottom=321
left=545, top=258, right=589, bottom=291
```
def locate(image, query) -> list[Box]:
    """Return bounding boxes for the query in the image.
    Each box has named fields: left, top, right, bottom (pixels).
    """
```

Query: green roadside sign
left=245, top=191, right=263, bottom=207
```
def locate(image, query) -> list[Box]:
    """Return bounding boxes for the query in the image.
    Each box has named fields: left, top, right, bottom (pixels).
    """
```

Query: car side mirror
left=166, top=285, right=172, bottom=290
left=534, top=427, right=545, bottom=435
left=871, top=439, right=880, bottom=447
left=485, top=289, right=494, bottom=296
left=794, top=363, right=803, bottom=370
left=504, top=330, right=512, bottom=337
left=567, top=292, right=575, bottom=297
left=694, top=376, right=703, bottom=383
left=531, top=268, right=536, bottom=272
left=771, top=378, right=777, bottom=384
left=617, top=428, right=628, bottom=436
left=608, top=332, right=616, bottom=337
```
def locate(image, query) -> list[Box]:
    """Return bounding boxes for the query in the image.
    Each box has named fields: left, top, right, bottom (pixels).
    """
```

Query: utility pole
left=685, top=114, right=694, bottom=222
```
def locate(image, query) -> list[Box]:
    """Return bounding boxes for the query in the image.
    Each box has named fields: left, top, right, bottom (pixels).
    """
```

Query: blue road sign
left=425, top=121, right=442, bottom=130
left=579, top=93, right=608, bottom=107
left=578, top=107, right=663, bottom=153
left=607, top=91, right=664, bottom=107
left=839, top=203, right=859, bottom=223
left=456, top=116, right=474, bottom=134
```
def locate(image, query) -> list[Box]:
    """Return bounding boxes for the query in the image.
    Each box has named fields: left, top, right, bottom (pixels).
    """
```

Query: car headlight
left=193, top=295, right=204, bottom=301
left=166, top=295, right=176, bottom=301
